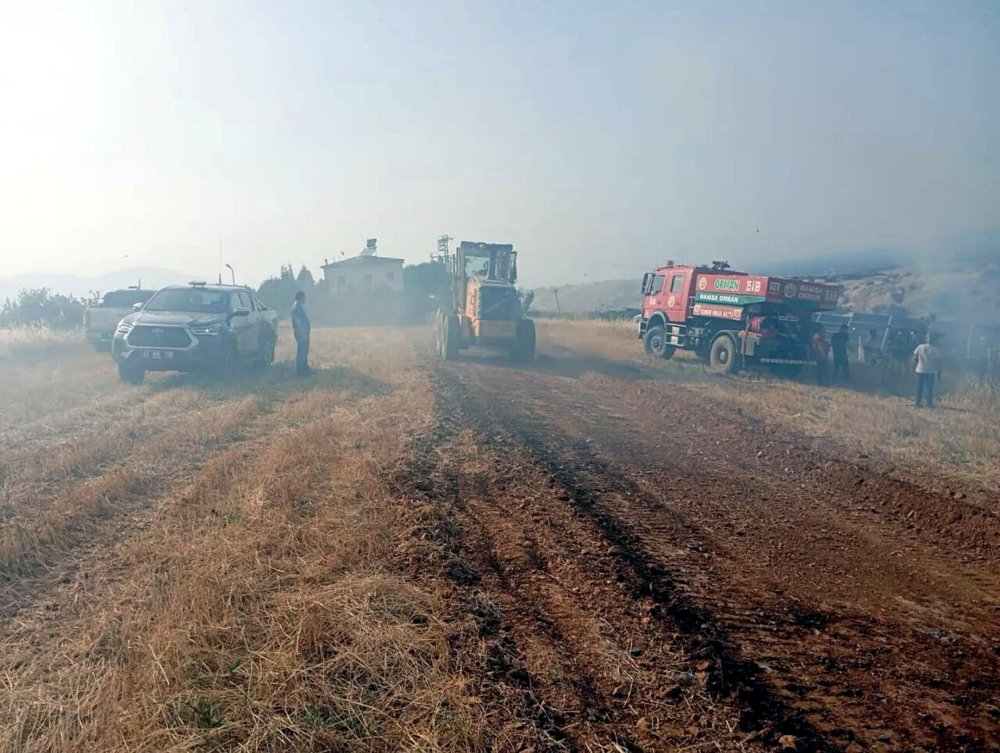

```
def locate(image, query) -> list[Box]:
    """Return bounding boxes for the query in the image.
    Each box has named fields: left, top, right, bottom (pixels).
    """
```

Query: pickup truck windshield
left=145, top=289, right=229, bottom=314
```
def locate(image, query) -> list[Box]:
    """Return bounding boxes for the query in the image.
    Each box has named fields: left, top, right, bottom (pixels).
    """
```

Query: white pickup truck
left=84, top=289, right=155, bottom=350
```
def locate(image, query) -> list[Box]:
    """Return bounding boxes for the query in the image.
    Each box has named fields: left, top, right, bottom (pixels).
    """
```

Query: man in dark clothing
left=831, top=323, right=850, bottom=381
left=291, top=291, right=311, bottom=376
left=811, top=326, right=830, bottom=386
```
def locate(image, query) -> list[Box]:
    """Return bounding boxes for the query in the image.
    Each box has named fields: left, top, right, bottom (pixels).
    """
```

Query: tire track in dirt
left=422, top=360, right=825, bottom=752
left=424, top=352, right=999, bottom=752
left=393, top=411, right=574, bottom=753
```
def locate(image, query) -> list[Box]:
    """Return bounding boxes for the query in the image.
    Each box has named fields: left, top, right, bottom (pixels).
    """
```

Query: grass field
left=544, top=320, right=1000, bottom=493
left=0, top=322, right=996, bottom=751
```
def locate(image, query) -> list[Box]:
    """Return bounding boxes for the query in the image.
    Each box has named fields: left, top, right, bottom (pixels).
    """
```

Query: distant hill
left=531, top=279, right=638, bottom=315
left=0, top=267, right=193, bottom=303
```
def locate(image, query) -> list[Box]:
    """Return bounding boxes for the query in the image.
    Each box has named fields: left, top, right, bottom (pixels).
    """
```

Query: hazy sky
left=1, top=0, right=998, bottom=286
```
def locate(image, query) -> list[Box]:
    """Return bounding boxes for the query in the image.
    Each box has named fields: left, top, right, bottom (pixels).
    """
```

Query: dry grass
left=2, top=319, right=995, bottom=752
left=0, top=326, right=85, bottom=362
left=0, top=327, right=487, bottom=752
left=539, top=319, right=1000, bottom=493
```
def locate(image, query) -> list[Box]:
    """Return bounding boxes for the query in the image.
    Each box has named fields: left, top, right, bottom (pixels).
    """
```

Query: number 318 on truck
left=638, top=261, right=841, bottom=376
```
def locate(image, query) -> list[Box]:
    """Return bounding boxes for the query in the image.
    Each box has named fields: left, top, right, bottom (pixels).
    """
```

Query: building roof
left=321, top=255, right=404, bottom=269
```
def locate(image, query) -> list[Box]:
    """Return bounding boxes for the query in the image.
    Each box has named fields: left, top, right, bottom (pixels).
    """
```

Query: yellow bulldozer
left=435, top=241, right=535, bottom=362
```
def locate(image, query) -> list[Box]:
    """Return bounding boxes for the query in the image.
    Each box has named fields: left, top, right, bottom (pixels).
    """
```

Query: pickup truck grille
left=127, top=326, right=192, bottom=348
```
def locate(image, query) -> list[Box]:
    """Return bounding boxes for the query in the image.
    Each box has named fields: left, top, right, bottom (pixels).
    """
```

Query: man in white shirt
left=912, top=334, right=942, bottom=408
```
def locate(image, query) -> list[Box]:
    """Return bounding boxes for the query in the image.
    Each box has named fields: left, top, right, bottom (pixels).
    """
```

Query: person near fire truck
left=912, top=333, right=943, bottom=408
left=831, top=323, right=850, bottom=381
left=811, top=325, right=830, bottom=386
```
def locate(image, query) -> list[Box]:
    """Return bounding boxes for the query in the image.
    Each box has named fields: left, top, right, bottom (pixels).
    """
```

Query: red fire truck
left=639, top=261, right=841, bottom=374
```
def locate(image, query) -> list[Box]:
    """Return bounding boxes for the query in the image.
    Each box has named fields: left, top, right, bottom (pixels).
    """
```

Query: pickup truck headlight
left=191, top=323, right=222, bottom=336
left=116, top=321, right=133, bottom=335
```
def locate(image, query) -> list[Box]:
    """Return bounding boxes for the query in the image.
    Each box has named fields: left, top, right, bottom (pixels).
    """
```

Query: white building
left=321, top=255, right=405, bottom=294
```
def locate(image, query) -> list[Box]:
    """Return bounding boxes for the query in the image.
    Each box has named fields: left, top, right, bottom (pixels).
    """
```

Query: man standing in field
left=811, top=326, right=830, bottom=386
left=912, top=334, right=942, bottom=408
left=292, top=290, right=311, bottom=376
left=831, top=323, right=850, bottom=381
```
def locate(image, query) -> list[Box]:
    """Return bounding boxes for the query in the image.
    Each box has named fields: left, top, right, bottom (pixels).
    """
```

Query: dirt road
left=407, top=341, right=1000, bottom=752
left=1, top=326, right=996, bottom=752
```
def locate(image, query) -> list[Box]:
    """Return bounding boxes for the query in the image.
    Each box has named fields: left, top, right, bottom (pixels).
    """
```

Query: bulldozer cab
left=436, top=239, right=535, bottom=363
left=452, top=241, right=517, bottom=311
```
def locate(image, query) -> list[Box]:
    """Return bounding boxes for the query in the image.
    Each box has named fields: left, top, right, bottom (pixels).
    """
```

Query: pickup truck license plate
left=141, top=350, right=174, bottom=360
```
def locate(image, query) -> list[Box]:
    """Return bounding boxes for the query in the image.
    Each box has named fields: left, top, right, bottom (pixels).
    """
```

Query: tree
left=257, top=263, right=318, bottom=318
left=0, top=288, right=86, bottom=329
left=403, top=261, right=449, bottom=319
left=296, top=266, right=316, bottom=289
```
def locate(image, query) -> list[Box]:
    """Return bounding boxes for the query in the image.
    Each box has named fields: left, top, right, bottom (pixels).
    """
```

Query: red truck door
left=664, top=270, right=690, bottom=322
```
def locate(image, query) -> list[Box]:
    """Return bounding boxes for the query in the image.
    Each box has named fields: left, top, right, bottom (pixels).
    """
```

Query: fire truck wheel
left=643, top=325, right=675, bottom=359
left=709, top=333, right=738, bottom=374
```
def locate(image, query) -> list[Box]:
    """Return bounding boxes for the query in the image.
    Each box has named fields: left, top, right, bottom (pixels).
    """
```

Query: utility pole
left=434, top=234, right=452, bottom=265
left=225, top=263, right=235, bottom=285
left=553, top=288, right=562, bottom=317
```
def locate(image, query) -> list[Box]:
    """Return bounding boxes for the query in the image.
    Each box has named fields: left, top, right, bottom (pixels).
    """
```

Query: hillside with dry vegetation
left=829, top=264, right=1000, bottom=321
left=0, top=322, right=997, bottom=752
left=530, top=261, right=1000, bottom=322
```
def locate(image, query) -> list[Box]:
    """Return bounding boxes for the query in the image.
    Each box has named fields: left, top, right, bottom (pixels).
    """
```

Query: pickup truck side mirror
left=231, top=308, right=251, bottom=318
left=641, top=273, right=653, bottom=295
left=133, top=302, right=144, bottom=311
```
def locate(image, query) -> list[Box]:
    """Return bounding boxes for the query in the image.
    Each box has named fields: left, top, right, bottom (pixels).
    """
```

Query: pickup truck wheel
left=219, top=342, right=240, bottom=379
left=254, top=332, right=276, bottom=368
left=709, top=334, right=739, bottom=374
left=118, top=362, right=145, bottom=385
left=643, top=325, right=676, bottom=359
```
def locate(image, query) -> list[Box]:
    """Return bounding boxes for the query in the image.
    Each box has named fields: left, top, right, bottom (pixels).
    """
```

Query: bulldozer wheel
left=434, top=311, right=444, bottom=354
left=511, top=319, right=536, bottom=363
left=441, top=314, right=460, bottom=360
left=708, top=333, right=738, bottom=374
left=643, top=325, right=675, bottom=359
